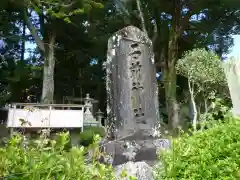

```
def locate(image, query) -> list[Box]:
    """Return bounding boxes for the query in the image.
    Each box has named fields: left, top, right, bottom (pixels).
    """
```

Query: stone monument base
left=100, top=138, right=170, bottom=166
left=115, top=161, right=154, bottom=180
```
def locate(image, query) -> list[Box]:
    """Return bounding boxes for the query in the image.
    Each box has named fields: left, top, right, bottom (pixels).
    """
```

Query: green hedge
left=79, top=126, right=106, bottom=147
left=0, top=132, right=115, bottom=179
left=155, top=119, right=240, bottom=180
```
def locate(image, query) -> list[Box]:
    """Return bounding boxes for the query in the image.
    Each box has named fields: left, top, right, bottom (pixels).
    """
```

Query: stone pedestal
left=101, top=138, right=170, bottom=166
left=115, top=161, right=154, bottom=180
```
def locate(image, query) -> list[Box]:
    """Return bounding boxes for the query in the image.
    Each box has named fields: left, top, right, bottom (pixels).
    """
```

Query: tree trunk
left=24, top=9, right=56, bottom=104
left=163, top=0, right=181, bottom=130
left=41, top=32, right=56, bottom=104
left=204, top=99, right=208, bottom=113
left=192, top=100, right=197, bottom=131
left=21, top=18, right=26, bottom=61
left=188, top=80, right=197, bottom=131
left=164, top=23, right=180, bottom=129
left=200, top=98, right=208, bottom=131
left=163, top=0, right=192, bottom=130
left=164, top=64, right=179, bottom=129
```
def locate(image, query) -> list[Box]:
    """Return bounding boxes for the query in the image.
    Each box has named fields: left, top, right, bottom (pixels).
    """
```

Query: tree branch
left=136, top=0, right=147, bottom=35
left=179, top=9, right=193, bottom=36
left=114, top=0, right=130, bottom=17
left=24, top=9, right=45, bottom=53
left=33, top=0, right=76, bottom=8
left=114, top=0, right=131, bottom=25
left=178, top=0, right=196, bottom=36
left=151, top=19, right=158, bottom=44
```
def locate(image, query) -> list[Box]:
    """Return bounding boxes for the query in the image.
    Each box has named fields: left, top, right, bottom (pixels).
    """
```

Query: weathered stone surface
left=222, top=59, right=240, bottom=117
left=106, top=26, right=159, bottom=139
left=115, top=161, right=154, bottom=180
left=101, top=139, right=170, bottom=166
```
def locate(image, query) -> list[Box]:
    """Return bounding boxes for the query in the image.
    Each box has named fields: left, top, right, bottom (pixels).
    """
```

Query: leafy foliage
left=79, top=126, right=106, bottom=147
left=199, top=97, right=232, bottom=125
left=176, top=48, right=226, bottom=86
left=0, top=132, right=115, bottom=179
left=0, top=58, right=42, bottom=105
left=155, top=117, right=240, bottom=179
left=28, top=0, right=104, bottom=23
left=176, top=49, right=229, bottom=131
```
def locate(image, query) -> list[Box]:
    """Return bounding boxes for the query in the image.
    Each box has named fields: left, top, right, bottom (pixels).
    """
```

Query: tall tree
left=10, top=0, right=104, bottom=103
left=176, top=48, right=227, bottom=131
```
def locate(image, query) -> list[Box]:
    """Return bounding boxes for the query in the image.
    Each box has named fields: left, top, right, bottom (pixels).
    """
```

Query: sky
left=228, top=35, right=240, bottom=58
left=24, top=34, right=240, bottom=59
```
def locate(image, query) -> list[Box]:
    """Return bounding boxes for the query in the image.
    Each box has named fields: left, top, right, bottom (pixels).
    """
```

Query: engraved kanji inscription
left=129, top=43, right=145, bottom=118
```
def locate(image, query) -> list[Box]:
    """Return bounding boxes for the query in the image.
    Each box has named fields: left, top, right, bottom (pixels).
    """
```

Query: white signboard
left=49, top=110, right=83, bottom=128
left=7, top=108, right=84, bottom=128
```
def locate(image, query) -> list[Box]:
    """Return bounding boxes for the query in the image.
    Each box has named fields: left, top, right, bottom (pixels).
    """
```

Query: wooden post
left=48, top=105, right=52, bottom=136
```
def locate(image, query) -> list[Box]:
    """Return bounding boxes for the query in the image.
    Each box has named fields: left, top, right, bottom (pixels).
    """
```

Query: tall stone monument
left=106, top=26, right=159, bottom=140
left=103, top=26, right=170, bottom=169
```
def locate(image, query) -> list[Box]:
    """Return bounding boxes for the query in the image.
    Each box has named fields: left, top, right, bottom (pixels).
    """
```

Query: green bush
left=155, top=119, right=240, bottom=180
left=88, top=126, right=106, bottom=137
left=0, top=132, right=115, bottom=179
left=79, top=126, right=106, bottom=147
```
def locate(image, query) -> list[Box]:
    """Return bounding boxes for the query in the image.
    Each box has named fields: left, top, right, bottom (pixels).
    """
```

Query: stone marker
left=103, top=26, right=170, bottom=170
left=106, top=25, right=159, bottom=139
left=222, top=57, right=240, bottom=117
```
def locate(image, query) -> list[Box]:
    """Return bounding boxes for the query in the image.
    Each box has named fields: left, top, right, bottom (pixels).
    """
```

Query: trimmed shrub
left=79, top=126, right=106, bottom=147
left=0, top=132, right=115, bottom=179
left=155, top=119, right=240, bottom=180
left=87, top=126, right=106, bottom=137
